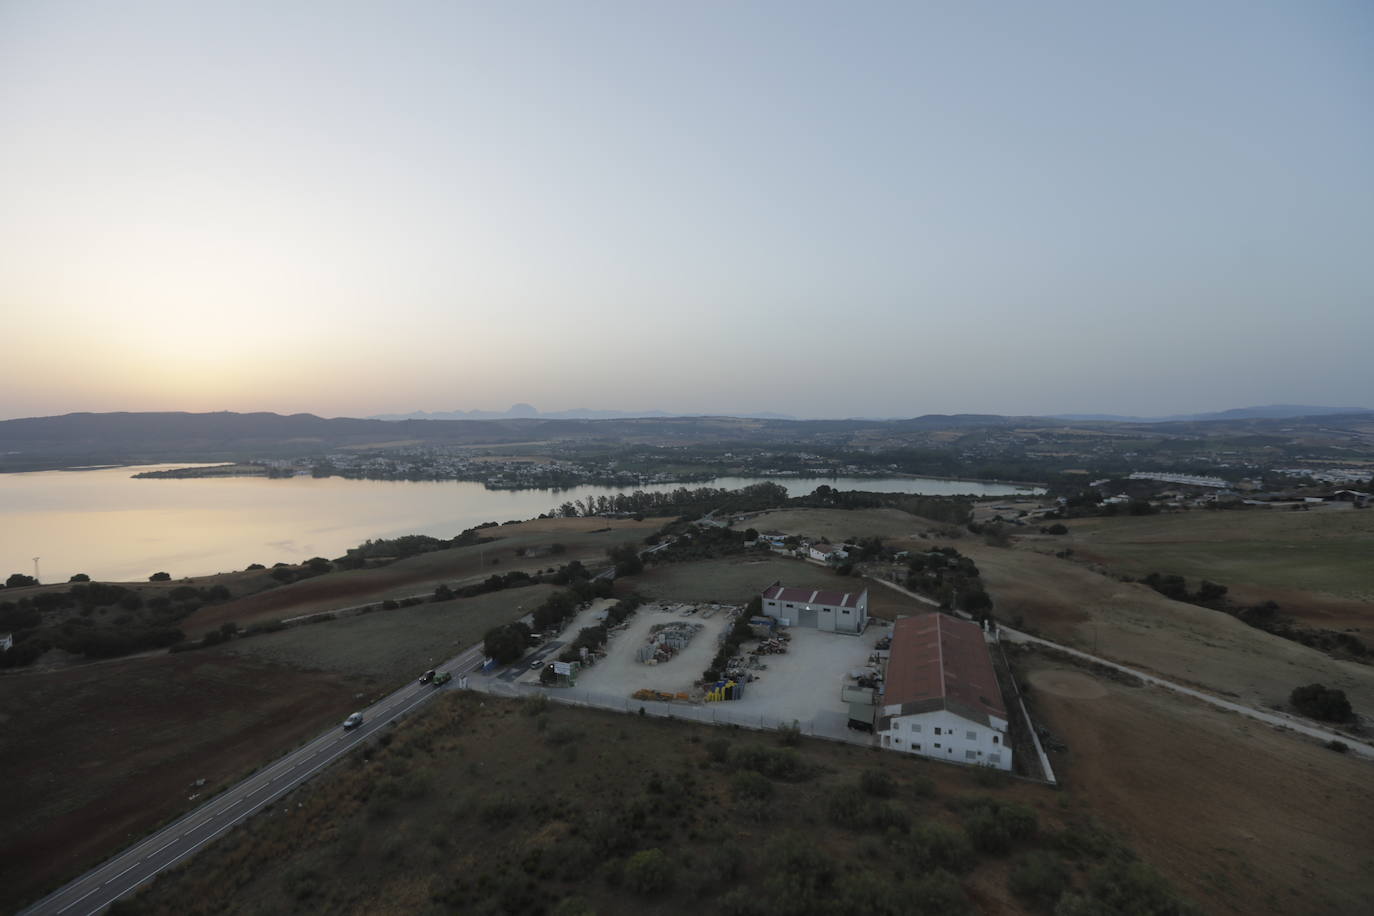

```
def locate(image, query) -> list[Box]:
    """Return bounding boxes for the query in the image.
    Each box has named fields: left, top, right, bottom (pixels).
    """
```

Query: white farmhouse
left=877, top=614, right=1012, bottom=771
left=760, top=582, right=868, bottom=635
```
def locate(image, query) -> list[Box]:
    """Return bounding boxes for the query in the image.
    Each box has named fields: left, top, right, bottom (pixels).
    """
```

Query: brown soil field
left=1023, top=653, right=1374, bottom=916
left=949, top=541, right=1374, bottom=716
left=186, top=517, right=666, bottom=635
left=635, top=554, right=929, bottom=620
left=0, top=654, right=358, bottom=911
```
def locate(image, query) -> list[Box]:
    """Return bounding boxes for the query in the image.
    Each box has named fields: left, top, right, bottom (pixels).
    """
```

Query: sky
left=2, top=0, right=1371, bottom=421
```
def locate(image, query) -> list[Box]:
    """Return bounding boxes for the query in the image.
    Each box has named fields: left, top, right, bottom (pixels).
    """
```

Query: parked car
left=342, top=712, right=364, bottom=730
left=432, top=670, right=452, bottom=686
left=529, top=658, right=545, bottom=669
left=419, top=669, right=436, bottom=684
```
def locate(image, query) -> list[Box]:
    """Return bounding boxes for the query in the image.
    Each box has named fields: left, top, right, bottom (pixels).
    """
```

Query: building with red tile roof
left=877, top=613, right=1011, bottom=770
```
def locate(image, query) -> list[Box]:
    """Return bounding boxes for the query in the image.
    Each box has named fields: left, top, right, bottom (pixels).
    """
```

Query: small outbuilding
left=760, top=582, right=868, bottom=635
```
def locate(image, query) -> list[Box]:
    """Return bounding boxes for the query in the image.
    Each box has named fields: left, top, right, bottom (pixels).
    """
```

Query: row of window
left=906, top=722, right=999, bottom=745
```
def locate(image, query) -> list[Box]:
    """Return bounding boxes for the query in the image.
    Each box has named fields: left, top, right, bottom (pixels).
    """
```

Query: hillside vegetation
left=116, top=693, right=1194, bottom=916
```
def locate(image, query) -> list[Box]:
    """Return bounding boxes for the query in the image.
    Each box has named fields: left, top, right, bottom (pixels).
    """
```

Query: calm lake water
left=0, top=467, right=1039, bottom=583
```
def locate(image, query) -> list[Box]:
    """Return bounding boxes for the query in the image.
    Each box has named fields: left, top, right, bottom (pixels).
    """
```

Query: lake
left=0, top=467, right=1039, bottom=583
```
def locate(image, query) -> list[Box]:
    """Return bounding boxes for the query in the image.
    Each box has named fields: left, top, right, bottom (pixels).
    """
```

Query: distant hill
left=371, top=404, right=797, bottom=421
left=1051, top=405, right=1374, bottom=423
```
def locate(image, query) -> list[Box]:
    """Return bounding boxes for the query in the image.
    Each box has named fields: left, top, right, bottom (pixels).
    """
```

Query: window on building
left=966, top=750, right=977, bottom=760
left=842, top=609, right=851, bottom=614
left=785, top=603, right=794, bottom=608
left=966, top=730, right=976, bottom=740
left=914, top=744, right=921, bottom=751
left=934, top=727, right=941, bottom=735
left=912, top=724, right=922, bottom=733
left=989, top=753, right=1001, bottom=764
left=992, top=736, right=999, bottom=745
left=934, top=743, right=941, bottom=749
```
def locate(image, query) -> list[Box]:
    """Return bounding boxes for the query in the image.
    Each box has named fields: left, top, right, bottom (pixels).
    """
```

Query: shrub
left=148, top=571, right=171, bottom=582
left=909, top=820, right=973, bottom=873
left=705, top=736, right=732, bottom=763
left=1290, top=683, right=1354, bottom=722
left=776, top=720, right=802, bottom=746
left=827, top=785, right=910, bottom=833
left=731, top=770, right=775, bottom=801
left=1057, top=858, right=1195, bottom=915
left=728, top=745, right=810, bottom=781
left=624, top=848, right=674, bottom=895
left=860, top=769, right=895, bottom=798
left=962, top=797, right=1037, bottom=854
left=1008, top=851, right=1069, bottom=911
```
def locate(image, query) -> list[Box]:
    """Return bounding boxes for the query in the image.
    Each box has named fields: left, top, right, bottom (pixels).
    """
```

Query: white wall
left=878, top=707, right=1012, bottom=771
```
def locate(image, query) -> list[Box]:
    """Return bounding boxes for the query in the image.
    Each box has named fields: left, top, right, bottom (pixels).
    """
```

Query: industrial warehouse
left=877, top=613, right=1012, bottom=770
left=760, top=581, right=868, bottom=634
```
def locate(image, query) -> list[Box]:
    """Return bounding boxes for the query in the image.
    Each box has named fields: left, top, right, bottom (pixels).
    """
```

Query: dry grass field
left=1021, top=652, right=1374, bottom=916
left=949, top=540, right=1374, bottom=716
left=186, top=517, right=666, bottom=635
left=1058, top=508, right=1374, bottom=630
left=746, top=506, right=941, bottom=541
left=0, top=654, right=357, bottom=911
left=218, top=585, right=555, bottom=686
left=116, top=692, right=1194, bottom=916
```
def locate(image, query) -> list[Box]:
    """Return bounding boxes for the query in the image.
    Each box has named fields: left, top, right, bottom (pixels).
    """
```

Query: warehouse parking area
left=728, top=622, right=888, bottom=734
left=531, top=598, right=891, bottom=740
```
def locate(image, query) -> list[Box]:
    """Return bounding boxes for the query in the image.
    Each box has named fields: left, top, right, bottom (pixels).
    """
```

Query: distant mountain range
left=371, top=404, right=798, bottom=421
left=1050, top=405, right=1374, bottom=423
left=3, top=405, right=1372, bottom=472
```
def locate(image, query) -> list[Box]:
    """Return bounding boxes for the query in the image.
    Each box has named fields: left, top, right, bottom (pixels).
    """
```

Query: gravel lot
left=569, top=602, right=734, bottom=694
left=560, top=597, right=892, bottom=737
left=728, top=623, right=889, bottom=733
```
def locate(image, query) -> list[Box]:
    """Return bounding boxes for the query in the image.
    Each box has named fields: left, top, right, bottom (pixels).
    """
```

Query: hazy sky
left=2, top=1, right=1371, bottom=420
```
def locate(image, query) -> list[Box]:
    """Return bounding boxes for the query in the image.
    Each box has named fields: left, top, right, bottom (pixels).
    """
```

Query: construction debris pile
left=636, top=621, right=704, bottom=664
left=632, top=688, right=692, bottom=702
left=750, top=632, right=791, bottom=657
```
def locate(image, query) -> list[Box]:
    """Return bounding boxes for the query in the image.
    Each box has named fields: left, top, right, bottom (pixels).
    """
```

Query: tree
left=744, top=528, right=759, bottom=542
left=483, top=622, right=531, bottom=664
left=1290, top=683, right=1354, bottom=722
left=149, top=571, right=171, bottom=582
left=68, top=573, right=91, bottom=583
left=5, top=573, right=38, bottom=589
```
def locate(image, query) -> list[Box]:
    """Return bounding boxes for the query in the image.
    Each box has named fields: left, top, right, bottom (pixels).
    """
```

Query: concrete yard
left=727, top=623, right=889, bottom=734
left=571, top=602, right=734, bottom=694
left=548, top=598, right=891, bottom=738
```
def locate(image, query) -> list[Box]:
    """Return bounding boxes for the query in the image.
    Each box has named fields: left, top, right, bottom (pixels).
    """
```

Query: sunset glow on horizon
left=3, top=1, right=1371, bottom=421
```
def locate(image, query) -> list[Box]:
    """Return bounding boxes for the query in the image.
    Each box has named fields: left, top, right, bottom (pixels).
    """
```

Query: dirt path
left=1003, top=628, right=1374, bottom=759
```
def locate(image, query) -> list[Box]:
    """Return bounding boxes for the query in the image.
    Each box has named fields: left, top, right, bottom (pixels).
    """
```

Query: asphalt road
left=19, top=644, right=492, bottom=916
